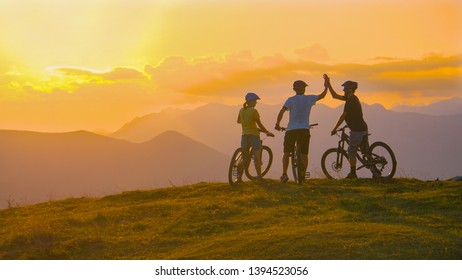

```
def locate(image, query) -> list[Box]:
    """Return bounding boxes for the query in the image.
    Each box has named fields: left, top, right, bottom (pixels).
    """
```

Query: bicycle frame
left=237, top=132, right=274, bottom=180
left=280, top=124, right=317, bottom=183
left=334, top=126, right=373, bottom=171
left=323, top=125, right=396, bottom=179
left=244, top=134, right=270, bottom=165
left=335, top=129, right=348, bottom=169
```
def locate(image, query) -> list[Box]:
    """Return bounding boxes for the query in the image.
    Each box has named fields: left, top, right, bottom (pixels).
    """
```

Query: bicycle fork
left=336, top=139, right=346, bottom=169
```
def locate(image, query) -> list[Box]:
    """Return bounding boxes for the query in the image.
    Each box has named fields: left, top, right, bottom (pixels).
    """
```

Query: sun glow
left=0, top=0, right=460, bottom=132
left=0, top=0, right=166, bottom=70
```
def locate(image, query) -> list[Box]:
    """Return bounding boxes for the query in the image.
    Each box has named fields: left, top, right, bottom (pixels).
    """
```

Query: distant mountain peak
left=391, top=96, right=462, bottom=116
left=142, top=130, right=225, bottom=157
left=154, top=130, right=188, bottom=139
left=367, top=103, right=387, bottom=111
left=144, top=130, right=201, bottom=146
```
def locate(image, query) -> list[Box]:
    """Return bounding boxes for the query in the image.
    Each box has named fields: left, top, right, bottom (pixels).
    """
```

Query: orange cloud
left=293, top=44, right=330, bottom=62
left=0, top=65, right=177, bottom=132
left=144, top=53, right=461, bottom=104
left=56, top=67, right=148, bottom=82
left=1, top=52, right=460, bottom=132
left=145, top=51, right=329, bottom=101
left=144, top=53, right=260, bottom=93
left=0, top=80, right=180, bottom=132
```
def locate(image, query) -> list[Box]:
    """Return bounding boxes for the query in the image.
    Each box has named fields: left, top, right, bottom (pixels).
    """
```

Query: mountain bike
left=228, top=132, right=274, bottom=186
left=321, top=125, right=397, bottom=179
left=281, top=123, right=318, bottom=184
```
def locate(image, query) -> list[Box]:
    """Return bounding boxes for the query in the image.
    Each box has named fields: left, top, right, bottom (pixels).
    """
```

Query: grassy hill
left=0, top=178, right=460, bottom=260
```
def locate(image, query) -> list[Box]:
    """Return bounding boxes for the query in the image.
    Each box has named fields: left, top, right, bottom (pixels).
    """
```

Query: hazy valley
left=0, top=130, right=227, bottom=209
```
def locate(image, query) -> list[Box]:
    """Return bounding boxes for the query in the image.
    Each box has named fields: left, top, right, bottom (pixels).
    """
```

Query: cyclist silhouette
left=237, top=93, right=274, bottom=182
left=326, top=75, right=369, bottom=179
left=275, top=75, right=329, bottom=183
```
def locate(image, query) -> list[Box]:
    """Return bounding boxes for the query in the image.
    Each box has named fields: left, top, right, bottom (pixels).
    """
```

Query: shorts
left=241, top=135, right=262, bottom=152
left=283, top=129, right=311, bottom=154
left=348, top=130, right=369, bottom=157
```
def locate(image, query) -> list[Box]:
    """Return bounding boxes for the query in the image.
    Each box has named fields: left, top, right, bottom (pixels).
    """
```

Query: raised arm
left=317, top=77, right=328, bottom=101
left=325, top=74, right=346, bottom=101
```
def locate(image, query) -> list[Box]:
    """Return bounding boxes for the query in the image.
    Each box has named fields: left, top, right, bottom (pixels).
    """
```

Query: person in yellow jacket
left=237, top=93, right=274, bottom=181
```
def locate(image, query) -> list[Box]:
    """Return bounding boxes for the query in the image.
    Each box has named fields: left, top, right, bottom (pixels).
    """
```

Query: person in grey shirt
left=275, top=74, right=329, bottom=183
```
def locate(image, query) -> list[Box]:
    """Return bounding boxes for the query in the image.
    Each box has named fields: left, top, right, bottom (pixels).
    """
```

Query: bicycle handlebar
left=279, top=123, right=318, bottom=132
left=335, top=125, right=348, bottom=132
left=332, top=125, right=349, bottom=139
left=258, top=129, right=275, bottom=137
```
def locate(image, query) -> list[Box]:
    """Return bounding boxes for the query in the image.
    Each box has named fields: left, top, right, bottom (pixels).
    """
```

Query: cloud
left=144, top=52, right=259, bottom=93
left=293, top=44, right=330, bottom=62
left=0, top=73, right=11, bottom=86
left=1, top=52, right=460, bottom=131
left=0, top=75, right=182, bottom=132
left=330, top=54, right=462, bottom=96
left=0, top=65, right=175, bottom=131
left=144, top=52, right=328, bottom=100
left=55, top=66, right=148, bottom=82
left=143, top=53, right=461, bottom=104
left=372, top=56, right=402, bottom=62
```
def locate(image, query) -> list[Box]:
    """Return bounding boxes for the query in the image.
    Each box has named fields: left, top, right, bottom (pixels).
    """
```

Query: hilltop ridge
left=1, top=178, right=460, bottom=260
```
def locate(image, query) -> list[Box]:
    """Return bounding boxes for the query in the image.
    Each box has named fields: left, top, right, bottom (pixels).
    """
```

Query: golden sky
left=0, top=0, right=461, bottom=132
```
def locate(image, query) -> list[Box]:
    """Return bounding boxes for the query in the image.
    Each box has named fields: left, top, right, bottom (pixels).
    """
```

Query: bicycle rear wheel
left=321, top=148, right=350, bottom=179
left=369, top=141, right=397, bottom=179
left=245, top=146, right=273, bottom=180
left=228, top=148, right=246, bottom=185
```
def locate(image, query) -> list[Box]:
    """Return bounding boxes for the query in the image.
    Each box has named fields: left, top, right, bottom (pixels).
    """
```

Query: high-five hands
left=323, top=73, right=330, bottom=87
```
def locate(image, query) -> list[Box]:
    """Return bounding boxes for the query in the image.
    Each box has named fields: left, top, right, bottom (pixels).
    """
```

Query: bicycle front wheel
left=369, top=141, right=397, bottom=179
left=294, top=149, right=305, bottom=184
left=228, top=148, right=246, bottom=185
left=321, top=148, right=350, bottom=179
left=290, top=151, right=298, bottom=183
left=245, top=146, right=273, bottom=180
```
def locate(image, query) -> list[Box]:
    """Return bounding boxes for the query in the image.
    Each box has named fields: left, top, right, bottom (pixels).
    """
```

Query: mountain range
left=111, top=100, right=462, bottom=181
left=1, top=98, right=461, bottom=208
left=0, top=130, right=227, bottom=209
left=392, top=97, right=462, bottom=116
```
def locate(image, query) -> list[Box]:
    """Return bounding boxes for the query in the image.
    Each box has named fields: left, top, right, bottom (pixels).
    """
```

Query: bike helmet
left=341, top=80, right=358, bottom=89
left=293, top=80, right=308, bottom=87
left=245, top=92, right=261, bottom=101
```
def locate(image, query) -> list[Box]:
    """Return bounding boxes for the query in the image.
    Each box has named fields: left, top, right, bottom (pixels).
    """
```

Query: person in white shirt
left=275, top=74, right=329, bottom=183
